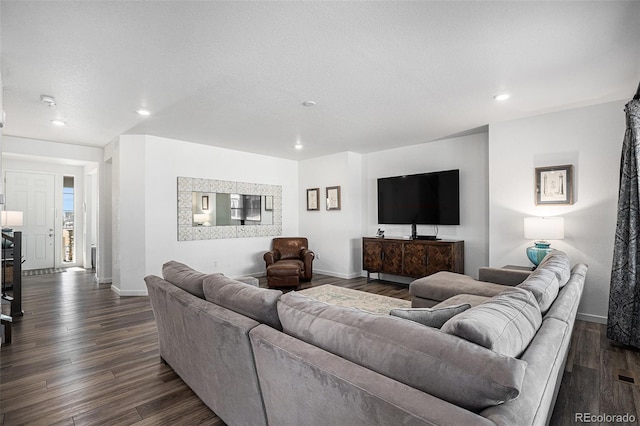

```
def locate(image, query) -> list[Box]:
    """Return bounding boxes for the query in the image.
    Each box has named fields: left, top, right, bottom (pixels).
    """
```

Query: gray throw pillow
left=390, top=304, right=470, bottom=328
left=441, top=287, right=542, bottom=358
left=537, top=250, right=571, bottom=287
left=203, top=274, right=283, bottom=330
left=517, top=268, right=559, bottom=314
left=162, top=260, right=219, bottom=299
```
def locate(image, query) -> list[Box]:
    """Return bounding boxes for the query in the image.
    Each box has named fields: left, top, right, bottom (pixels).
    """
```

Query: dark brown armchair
left=264, top=237, right=315, bottom=281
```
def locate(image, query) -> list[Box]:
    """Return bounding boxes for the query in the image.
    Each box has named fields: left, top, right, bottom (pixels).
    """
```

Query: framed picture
left=326, top=186, right=341, bottom=210
left=265, top=196, right=273, bottom=211
left=535, top=165, right=574, bottom=205
left=307, top=188, right=320, bottom=211
left=201, top=195, right=209, bottom=210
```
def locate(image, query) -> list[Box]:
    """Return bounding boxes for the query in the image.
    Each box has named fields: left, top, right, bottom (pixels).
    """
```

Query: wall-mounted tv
left=377, top=169, right=460, bottom=229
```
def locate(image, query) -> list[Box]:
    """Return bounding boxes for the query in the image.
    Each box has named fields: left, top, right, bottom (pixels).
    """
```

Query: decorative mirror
left=177, top=177, right=282, bottom=240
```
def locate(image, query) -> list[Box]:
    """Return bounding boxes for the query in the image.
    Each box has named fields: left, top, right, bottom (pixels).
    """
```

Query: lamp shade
left=193, top=214, right=209, bottom=225
left=524, top=217, right=564, bottom=241
left=1, top=211, right=23, bottom=228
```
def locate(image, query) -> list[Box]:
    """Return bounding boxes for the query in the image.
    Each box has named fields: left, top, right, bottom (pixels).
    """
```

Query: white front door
left=5, top=171, right=56, bottom=270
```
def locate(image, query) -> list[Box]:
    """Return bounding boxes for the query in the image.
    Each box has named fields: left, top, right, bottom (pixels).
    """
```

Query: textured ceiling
left=1, top=1, right=639, bottom=160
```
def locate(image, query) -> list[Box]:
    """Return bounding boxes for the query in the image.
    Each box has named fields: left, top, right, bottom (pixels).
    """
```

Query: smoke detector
left=40, top=95, right=56, bottom=107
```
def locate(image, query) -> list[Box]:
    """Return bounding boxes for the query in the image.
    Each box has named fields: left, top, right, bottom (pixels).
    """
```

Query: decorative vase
left=526, top=241, right=552, bottom=266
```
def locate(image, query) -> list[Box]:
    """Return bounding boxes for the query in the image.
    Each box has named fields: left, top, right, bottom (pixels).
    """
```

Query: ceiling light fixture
left=136, top=108, right=151, bottom=116
left=295, top=142, right=303, bottom=150
left=51, top=119, right=66, bottom=127
left=493, top=93, right=511, bottom=101
left=302, top=100, right=316, bottom=107
left=40, top=95, right=56, bottom=107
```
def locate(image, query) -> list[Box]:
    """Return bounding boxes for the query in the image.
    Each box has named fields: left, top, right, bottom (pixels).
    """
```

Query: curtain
left=607, top=92, right=640, bottom=347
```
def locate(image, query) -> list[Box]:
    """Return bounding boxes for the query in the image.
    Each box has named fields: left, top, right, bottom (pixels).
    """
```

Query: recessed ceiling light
left=136, top=108, right=151, bottom=116
left=493, top=93, right=511, bottom=101
left=40, top=95, right=56, bottom=107
left=302, top=100, right=316, bottom=107
left=295, top=142, right=303, bottom=150
left=51, top=119, right=66, bottom=127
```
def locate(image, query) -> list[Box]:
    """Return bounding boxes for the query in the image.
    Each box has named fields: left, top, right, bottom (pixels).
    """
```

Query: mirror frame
left=177, top=177, right=282, bottom=241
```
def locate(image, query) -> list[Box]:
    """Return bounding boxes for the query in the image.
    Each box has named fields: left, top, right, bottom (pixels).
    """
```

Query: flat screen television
left=377, top=169, right=460, bottom=230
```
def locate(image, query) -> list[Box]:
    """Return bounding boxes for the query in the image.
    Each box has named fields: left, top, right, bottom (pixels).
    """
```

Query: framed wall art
left=307, top=188, right=320, bottom=211
left=535, top=164, right=574, bottom=205
left=326, top=186, right=341, bottom=210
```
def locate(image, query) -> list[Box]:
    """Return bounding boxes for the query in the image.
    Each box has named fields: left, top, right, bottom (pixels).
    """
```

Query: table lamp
left=1, top=211, right=23, bottom=231
left=524, top=216, right=564, bottom=266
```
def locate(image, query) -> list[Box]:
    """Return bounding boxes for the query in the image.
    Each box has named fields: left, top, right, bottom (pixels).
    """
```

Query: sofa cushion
left=278, top=292, right=527, bottom=411
left=389, top=304, right=470, bottom=328
left=162, top=260, right=218, bottom=298
left=544, top=264, right=588, bottom=323
left=517, top=268, right=559, bottom=314
left=537, top=250, right=571, bottom=287
left=434, top=294, right=490, bottom=308
left=203, top=274, right=283, bottom=330
left=441, top=287, right=542, bottom=358
left=410, top=271, right=511, bottom=303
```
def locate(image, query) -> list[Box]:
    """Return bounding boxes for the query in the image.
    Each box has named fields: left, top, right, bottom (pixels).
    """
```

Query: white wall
left=112, top=135, right=299, bottom=295
left=110, top=136, right=147, bottom=295
left=364, top=133, right=490, bottom=281
left=298, top=152, right=364, bottom=278
left=488, top=99, right=626, bottom=323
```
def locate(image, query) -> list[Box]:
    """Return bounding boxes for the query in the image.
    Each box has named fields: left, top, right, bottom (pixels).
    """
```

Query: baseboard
left=359, top=271, right=412, bottom=285
left=232, top=272, right=264, bottom=279
left=94, top=274, right=112, bottom=284
left=576, top=312, right=607, bottom=324
left=110, top=285, right=148, bottom=297
left=314, top=269, right=361, bottom=280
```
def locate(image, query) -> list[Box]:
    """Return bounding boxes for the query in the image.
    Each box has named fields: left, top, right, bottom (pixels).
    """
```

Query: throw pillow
left=162, top=260, right=218, bottom=299
left=517, top=268, right=559, bottom=314
left=537, top=250, right=571, bottom=287
left=389, top=304, right=470, bottom=328
left=441, top=287, right=542, bottom=358
left=203, top=274, right=283, bottom=330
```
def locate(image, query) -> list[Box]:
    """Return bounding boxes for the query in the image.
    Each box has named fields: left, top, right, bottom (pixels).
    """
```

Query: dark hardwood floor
left=1, top=270, right=638, bottom=425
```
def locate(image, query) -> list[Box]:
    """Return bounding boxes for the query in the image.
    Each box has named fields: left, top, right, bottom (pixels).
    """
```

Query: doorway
left=4, top=171, right=55, bottom=270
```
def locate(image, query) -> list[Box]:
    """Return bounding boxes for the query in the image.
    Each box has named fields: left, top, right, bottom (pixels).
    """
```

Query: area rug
left=22, top=268, right=67, bottom=276
left=297, top=285, right=410, bottom=314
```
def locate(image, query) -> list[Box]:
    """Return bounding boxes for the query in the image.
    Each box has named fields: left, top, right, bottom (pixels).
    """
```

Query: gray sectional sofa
left=145, top=251, right=586, bottom=426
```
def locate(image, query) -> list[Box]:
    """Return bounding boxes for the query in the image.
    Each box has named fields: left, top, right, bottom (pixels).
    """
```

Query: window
left=63, top=176, right=74, bottom=263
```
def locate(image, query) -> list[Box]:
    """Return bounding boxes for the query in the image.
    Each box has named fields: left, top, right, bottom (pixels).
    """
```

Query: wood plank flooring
left=1, top=270, right=639, bottom=425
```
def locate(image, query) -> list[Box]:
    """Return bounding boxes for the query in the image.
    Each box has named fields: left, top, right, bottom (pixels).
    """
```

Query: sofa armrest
left=300, top=249, right=315, bottom=279
left=300, top=248, right=314, bottom=261
left=263, top=249, right=281, bottom=266
left=478, top=267, right=531, bottom=287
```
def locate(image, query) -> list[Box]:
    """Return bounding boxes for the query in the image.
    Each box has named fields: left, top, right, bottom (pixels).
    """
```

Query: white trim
left=94, top=274, right=111, bottom=284
left=231, top=272, right=263, bottom=279
left=576, top=312, right=607, bottom=324
left=314, top=268, right=360, bottom=280
left=111, top=284, right=147, bottom=297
